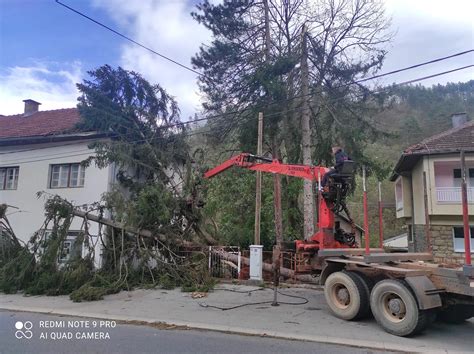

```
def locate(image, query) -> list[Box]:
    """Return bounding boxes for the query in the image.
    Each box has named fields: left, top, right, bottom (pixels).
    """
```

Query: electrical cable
left=55, top=0, right=206, bottom=79
left=1, top=65, right=472, bottom=165
left=212, top=287, right=266, bottom=294
left=352, top=49, right=474, bottom=85
left=1, top=56, right=470, bottom=157
left=198, top=288, right=308, bottom=311
left=54, top=0, right=473, bottom=126
left=55, top=0, right=473, bottom=92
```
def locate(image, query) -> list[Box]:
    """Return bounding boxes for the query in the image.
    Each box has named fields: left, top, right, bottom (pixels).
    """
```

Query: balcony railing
left=436, top=187, right=474, bottom=203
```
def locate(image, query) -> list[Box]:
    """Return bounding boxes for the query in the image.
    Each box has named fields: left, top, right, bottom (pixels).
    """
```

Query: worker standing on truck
left=321, top=146, right=352, bottom=188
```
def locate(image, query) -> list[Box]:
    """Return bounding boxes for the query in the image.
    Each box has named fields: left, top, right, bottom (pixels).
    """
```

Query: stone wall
left=413, top=224, right=473, bottom=265
left=409, top=224, right=428, bottom=253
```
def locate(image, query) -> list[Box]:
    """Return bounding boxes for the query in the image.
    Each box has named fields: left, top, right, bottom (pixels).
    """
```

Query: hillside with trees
left=191, top=80, right=474, bottom=248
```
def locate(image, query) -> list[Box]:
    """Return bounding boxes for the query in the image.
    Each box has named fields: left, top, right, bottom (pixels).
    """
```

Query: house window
left=452, top=226, right=474, bottom=253
left=43, top=230, right=83, bottom=263
left=395, top=178, right=403, bottom=210
left=453, top=168, right=474, bottom=187
left=49, top=163, right=85, bottom=188
left=0, top=167, right=19, bottom=190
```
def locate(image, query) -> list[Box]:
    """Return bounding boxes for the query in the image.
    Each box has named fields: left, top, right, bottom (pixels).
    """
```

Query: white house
left=390, top=113, right=474, bottom=265
left=0, top=99, right=117, bottom=267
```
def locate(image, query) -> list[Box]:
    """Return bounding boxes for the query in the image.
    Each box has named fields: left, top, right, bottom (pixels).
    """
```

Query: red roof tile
left=404, top=120, right=474, bottom=154
left=0, top=108, right=82, bottom=139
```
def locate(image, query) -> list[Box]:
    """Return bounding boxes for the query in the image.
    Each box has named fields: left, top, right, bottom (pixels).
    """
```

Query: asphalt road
left=0, top=311, right=393, bottom=354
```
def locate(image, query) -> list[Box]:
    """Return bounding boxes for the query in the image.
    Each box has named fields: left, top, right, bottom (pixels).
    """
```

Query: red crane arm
left=203, top=152, right=355, bottom=251
left=204, top=153, right=329, bottom=180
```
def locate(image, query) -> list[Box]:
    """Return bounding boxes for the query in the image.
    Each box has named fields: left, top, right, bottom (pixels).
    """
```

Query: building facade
left=0, top=100, right=116, bottom=267
left=391, top=113, right=474, bottom=265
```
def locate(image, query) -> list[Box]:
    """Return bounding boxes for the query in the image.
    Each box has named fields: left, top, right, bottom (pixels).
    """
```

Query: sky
left=0, top=0, right=473, bottom=119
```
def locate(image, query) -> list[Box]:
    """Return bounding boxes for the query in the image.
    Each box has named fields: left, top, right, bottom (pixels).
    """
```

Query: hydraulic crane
left=204, top=152, right=357, bottom=251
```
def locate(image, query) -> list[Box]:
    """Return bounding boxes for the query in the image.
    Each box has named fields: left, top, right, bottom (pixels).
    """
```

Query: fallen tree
left=0, top=197, right=216, bottom=301
left=71, top=209, right=204, bottom=247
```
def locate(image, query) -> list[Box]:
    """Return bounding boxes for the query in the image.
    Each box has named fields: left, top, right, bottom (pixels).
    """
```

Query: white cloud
left=93, top=0, right=472, bottom=114
left=0, top=61, right=82, bottom=115
left=93, top=0, right=212, bottom=120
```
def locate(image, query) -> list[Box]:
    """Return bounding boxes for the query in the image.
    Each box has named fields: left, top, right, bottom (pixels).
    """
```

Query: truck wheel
left=438, top=305, right=474, bottom=324
left=324, top=271, right=370, bottom=320
left=370, top=279, right=432, bottom=336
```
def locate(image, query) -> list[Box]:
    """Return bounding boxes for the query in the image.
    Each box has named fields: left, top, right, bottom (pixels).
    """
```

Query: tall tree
left=192, top=0, right=392, bottom=241
left=76, top=65, right=211, bottom=244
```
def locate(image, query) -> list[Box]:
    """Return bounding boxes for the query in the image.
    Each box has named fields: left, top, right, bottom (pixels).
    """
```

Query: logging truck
left=204, top=153, right=474, bottom=337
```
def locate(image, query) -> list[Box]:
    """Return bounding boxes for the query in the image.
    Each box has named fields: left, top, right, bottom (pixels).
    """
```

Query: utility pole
left=254, top=112, right=264, bottom=245
left=263, top=0, right=283, bottom=304
left=263, top=0, right=271, bottom=59
left=460, top=151, right=472, bottom=271
left=300, top=23, right=314, bottom=240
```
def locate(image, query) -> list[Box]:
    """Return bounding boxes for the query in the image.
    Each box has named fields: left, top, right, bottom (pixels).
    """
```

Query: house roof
left=0, top=108, right=81, bottom=140
left=390, top=120, right=474, bottom=181
left=403, top=120, right=474, bottom=155
left=383, top=233, right=408, bottom=250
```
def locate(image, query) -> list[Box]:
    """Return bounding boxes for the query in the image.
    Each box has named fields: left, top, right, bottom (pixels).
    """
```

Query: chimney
left=451, top=112, right=468, bottom=128
left=23, top=99, right=41, bottom=116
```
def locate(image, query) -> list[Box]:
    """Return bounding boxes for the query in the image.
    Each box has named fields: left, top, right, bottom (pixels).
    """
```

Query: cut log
left=214, top=249, right=319, bottom=284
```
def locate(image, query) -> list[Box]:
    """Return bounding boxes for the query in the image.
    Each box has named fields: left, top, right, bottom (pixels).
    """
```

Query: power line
left=353, top=49, right=474, bottom=85
left=387, top=65, right=473, bottom=87
left=49, top=2, right=474, bottom=131
left=55, top=0, right=206, bottom=78
left=1, top=64, right=472, bottom=164
left=55, top=0, right=472, bottom=97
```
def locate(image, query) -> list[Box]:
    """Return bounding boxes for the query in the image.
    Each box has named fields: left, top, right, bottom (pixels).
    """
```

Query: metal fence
left=208, top=246, right=241, bottom=279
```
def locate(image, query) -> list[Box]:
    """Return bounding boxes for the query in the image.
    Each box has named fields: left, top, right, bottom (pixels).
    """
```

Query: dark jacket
left=334, top=149, right=351, bottom=170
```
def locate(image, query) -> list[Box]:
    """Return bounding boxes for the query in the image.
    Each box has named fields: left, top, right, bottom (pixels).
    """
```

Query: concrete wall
left=0, top=140, right=114, bottom=267
left=395, top=176, right=412, bottom=218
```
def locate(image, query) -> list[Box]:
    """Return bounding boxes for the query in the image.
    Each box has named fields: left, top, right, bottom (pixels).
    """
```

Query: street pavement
left=0, top=310, right=391, bottom=354
left=0, top=284, right=473, bottom=353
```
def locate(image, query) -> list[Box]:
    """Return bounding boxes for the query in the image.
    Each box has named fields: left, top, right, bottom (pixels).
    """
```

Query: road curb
left=0, top=304, right=440, bottom=353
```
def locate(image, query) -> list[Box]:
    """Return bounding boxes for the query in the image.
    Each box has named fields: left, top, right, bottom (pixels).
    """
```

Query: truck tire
left=438, top=305, right=474, bottom=324
left=370, top=279, right=432, bottom=336
left=324, top=271, right=370, bottom=320
left=351, top=271, right=374, bottom=318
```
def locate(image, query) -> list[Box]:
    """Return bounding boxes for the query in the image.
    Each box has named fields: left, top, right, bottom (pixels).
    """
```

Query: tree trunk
left=300, top=24, right=314, bottom=240
left=215, top=249, right=318, bottom=284
left=72, top=209, right=216, bottom=245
